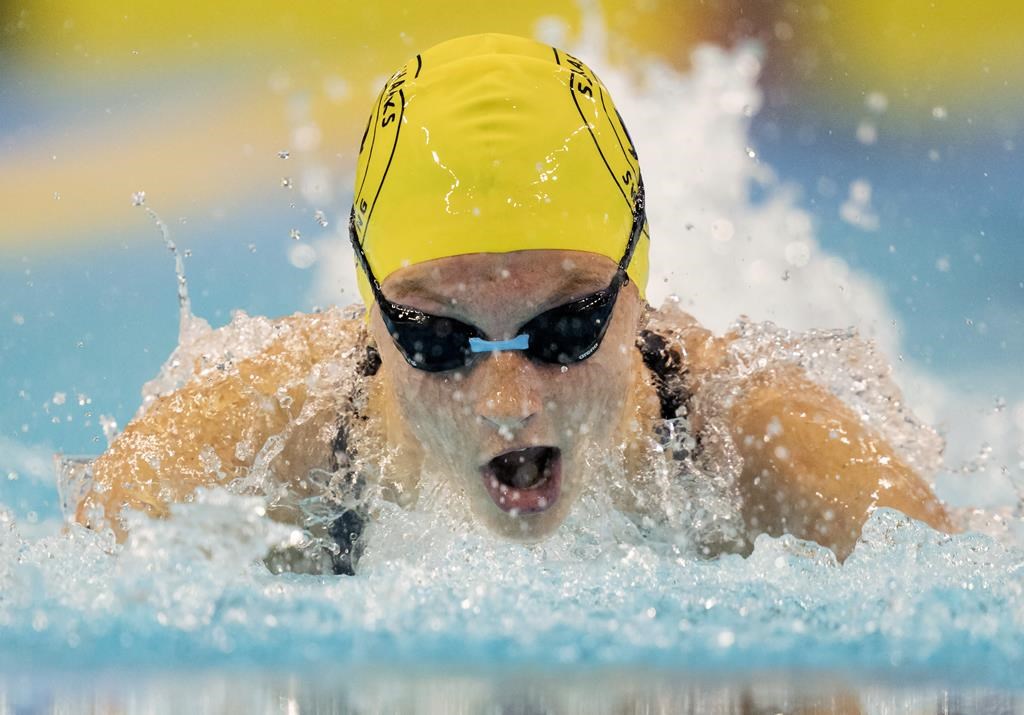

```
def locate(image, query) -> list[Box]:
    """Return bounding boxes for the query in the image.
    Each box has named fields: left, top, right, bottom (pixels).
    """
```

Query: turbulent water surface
left=3, top=312, right=1024, bottom=713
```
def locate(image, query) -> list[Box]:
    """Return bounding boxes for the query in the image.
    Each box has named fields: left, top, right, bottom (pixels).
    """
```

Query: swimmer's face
left=371, top=249, right=646, bottom=540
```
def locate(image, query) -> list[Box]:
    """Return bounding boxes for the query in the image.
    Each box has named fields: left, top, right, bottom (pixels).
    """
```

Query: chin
left=470, top=479, right=579, bottom=542
left=479, top=508, right=568, bottom=542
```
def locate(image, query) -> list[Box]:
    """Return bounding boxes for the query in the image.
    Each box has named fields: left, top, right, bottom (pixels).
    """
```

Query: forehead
left=384, top=250, right=615, bottom=301
left=380, top=250, right=618, bottom=331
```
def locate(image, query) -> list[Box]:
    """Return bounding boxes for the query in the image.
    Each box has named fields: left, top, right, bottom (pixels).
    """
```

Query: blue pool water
left=2, top=492, right=1024, bottom=711
left=2, top=31, right=1024, bottom=714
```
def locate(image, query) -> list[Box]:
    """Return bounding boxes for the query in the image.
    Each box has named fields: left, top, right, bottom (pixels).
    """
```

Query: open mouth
left=480, top=446, right=562, bottom=515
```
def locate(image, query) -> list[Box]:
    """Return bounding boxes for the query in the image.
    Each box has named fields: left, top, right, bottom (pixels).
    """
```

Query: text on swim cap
left=381, top=66, right=408, bottom=128
left=563, top=51, right=643, bottom=215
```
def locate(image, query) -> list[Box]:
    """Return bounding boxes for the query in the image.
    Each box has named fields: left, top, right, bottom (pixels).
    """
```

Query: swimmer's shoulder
left=270, top=305, right=370, bottom=366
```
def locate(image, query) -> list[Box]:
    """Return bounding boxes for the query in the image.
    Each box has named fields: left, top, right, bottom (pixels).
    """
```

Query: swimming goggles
left=349, top=182, right=646, bottom=373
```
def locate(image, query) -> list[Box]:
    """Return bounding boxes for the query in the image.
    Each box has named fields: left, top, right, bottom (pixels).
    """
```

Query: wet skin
left=368, top=249, right=655, bottom=541
left=78, top=248, right=954, bottom=559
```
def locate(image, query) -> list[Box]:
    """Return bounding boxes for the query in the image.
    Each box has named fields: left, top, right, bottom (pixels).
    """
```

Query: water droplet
left=248, top=243, right=257, bottom=253
left=52, top=392, right=67, bottom=406
left=865, top=91, right=888, bottom=113
left=784, top=241, right=811, bottom=267
left=53, top=191, right=61, bottom=201
left=289, top=228, right=302, bottom=241
left=12, top=313, right=24, bottom=325
left=560, top=365, right=568, bottom=374
left=281, top=177, right=293, bottom=189
left=184, top=249, right=192, bottom=258
left=131, top=191, right=146, bottom=206
left=277, top=150, right=290, bottom=159
left=745, top=147, right=757, bottom=159
left=931, top=106, right=948, bottom=120
left=855, top=120, right=877, bottom=145
left=711, top=218, right=735, bottom=242
left=313, top=210, right=328, bottom=228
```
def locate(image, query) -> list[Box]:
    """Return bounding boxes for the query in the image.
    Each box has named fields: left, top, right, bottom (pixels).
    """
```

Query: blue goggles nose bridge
left=468, top=334, right=530, bottom=354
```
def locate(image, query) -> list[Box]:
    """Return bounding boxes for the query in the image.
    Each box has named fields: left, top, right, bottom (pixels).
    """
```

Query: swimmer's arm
left=723, top=366, right=953, bottom=560
left=676, top=323, right=953, bottom=560
left=75, top=310, right=362, bottom=540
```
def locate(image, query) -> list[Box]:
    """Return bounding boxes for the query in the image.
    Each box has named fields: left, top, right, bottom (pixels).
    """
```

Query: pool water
left=3, top=29, right=1024, bottom=715
left=2, top=489, right=1024, bottom=712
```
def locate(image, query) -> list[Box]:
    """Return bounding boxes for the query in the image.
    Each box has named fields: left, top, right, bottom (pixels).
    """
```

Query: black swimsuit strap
left=635, top=329, right=691, bottom=420
left=327, top=343, right=381, bottom=576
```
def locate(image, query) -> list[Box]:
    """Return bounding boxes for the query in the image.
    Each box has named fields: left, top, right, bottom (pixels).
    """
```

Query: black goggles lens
left=382, top=305, right=482, bottom=373
left=518, top=278, right=620, bottom=365
left=381, top=274, right=623, bottom=373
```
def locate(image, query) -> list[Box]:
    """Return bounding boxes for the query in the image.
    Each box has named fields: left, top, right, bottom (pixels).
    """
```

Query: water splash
left=25, top=289, right=1020, bottom=686
left=130, top=195, right=207, bottom=350
left=3, top=481, right=1024, bottom=689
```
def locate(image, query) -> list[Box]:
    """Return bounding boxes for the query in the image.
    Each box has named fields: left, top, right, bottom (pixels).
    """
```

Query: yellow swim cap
left=350, top=33, right=649, bottom=306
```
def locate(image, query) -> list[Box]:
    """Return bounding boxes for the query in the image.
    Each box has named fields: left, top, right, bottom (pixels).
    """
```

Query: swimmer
left=74, top=34, right=952, bottom=570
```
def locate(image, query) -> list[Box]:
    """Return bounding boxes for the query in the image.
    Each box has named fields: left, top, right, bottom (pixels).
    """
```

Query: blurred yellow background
left=2, top=0, right=1021, bottom=251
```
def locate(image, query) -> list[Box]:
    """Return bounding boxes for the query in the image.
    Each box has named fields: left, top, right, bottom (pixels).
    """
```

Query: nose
left=472, top=350, right=542, bottom=432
